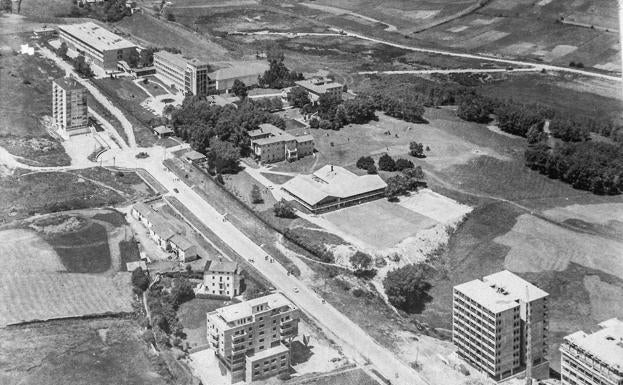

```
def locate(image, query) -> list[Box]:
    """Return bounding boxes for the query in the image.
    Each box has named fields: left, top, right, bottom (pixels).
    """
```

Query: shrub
left=131, top=267, right=149, bottom=292
left=273, top=199, right=296, bottom=218
left=367, top=164, right=378, bottom=174
left=378, top=153, right=396, bottom=171
left=395, top=158, right=414, bottom=171
left=356, top=156, right=374, bottom=170
left=250, top=184, right=263, bottom=204
left=409, top=141, right=425, bottom=158
left=383, top=264, right=432, bottom=313
left=352, top=288, right=364, bottom=297
left=309, top=118, right=319, bottom=129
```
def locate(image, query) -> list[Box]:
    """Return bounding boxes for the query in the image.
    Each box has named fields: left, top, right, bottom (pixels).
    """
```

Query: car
left=173, top=188, right=179, bottom=193
left=293, top=287, right=299, bottom=293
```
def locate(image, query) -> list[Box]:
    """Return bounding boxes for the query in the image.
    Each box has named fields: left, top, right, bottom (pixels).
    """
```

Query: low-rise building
left=169, top=234, right=198, bottom=262
left=153, top=125, right=173, bottom=138
left=560, top=318, right=623, bottom=385
left=183, top=149, right=206, bottom=164
left=206, top=293, right=299, bottom=383
left=199, top=259, right=243, bottom=298
left=452, top=270, right=549, bottom=382
left=52, top=77, right=89, bottom=137
left=153, top=50, right=209, bottom=96
left=295, top=77, right=343, bottom=101
left=281, top=165, right=387, bottom=213
left=249, top=123, right=314, bottom=164
left=58, top=22, right=137, bottom=71
left=207, top=62, right=269, bottom=93
left=33, top=27, right=57, bottom=38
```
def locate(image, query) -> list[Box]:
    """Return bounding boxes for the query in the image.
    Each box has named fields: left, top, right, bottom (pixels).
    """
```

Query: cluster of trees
left=525, top=141, right=623, bottom=194
left=56, top=43, right=94, bottom=78
left=456, top=94, right=493, bottom=123
left=383, top=264, right=432, bottom=313
left=349, top=251, right=376, bottom=278
left=409, top=141, right=426, bottom=158
left=125, top=46, right=180, bottom=69
left=356, top=156, right=377, bottom=174
left=300, top=93, right=377, bottom=131
left=364, top=88, right=425, bottom=123
left=67, top=0, right=130, bottom=22
left=385, top=167, right=426, bottom=200
left=273, top=199, right=296, bottom=218
left=378, top=153, right=415, bottom=172
left=248, top=96, right=283, bottom=112
left=206, top=137, right=240, bottom=174
left=258, top=47, right=303, bottom=89
left=362, top=75, right=470, bottom=108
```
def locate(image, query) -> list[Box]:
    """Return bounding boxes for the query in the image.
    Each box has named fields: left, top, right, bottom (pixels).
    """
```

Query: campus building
left=281, top=165, right=387, bottom=213
left=198, top=259, right=243, bottom=299
left=206, top=293, right=299, bottom=383
left=560, top=318, right=623, bottom=385
left=207, top=62, right=269, bottom=93
left=52, top=77, right=89, bottom=136
left=249, top=123, right=314, bottom=164
left=295, top=77, right=343, bottom=101
left=58, top=22, right=137, bottom=71
left=153, top=50, right=209, bottom=96
left=452, top=270, right=549, bottom=382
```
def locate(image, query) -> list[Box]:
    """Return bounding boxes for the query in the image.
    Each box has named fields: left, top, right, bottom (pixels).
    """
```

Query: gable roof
left=205, top=259, right=238, bottom=273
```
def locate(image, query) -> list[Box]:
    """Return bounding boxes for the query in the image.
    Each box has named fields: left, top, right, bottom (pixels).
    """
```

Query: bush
left=409, top=142, right=425, bottom=158
left=273, top=199, right=296, bottom=218
left=309, top=118, right=319, bottom=129
left=383, top=264, right=432, bottom=313
left=215, top=173, right=224, bottom=185
left=395, top=158, right=414, bottom=171
left=356, top=156, right=374, bottom=170
left=367, top=164, right=378, bottom=174
left=378, top=153, right=396, bottom=171
left=169, top=278, right=195, bottom=307
left=131, top=267, right=150, bottom=292
left=250, top=184, right=263, bottom=204
left=352, top=288, right=365, bottom=297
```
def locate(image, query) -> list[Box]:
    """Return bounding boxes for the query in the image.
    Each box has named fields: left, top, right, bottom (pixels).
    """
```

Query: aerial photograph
left=0, top=0, right=621, bottom=384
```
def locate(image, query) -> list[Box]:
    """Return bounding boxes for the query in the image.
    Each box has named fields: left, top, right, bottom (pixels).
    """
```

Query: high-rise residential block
left=206, top=293, right=299, bottom=383
left=560, top=318, right=623, bottom=385
left=52, top=77, right=89, bottom=136
left=452, top=270, right=549, bottom=381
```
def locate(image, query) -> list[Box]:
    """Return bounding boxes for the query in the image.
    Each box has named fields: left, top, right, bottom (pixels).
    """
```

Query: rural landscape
left=0, top=0, right=621, bottom=385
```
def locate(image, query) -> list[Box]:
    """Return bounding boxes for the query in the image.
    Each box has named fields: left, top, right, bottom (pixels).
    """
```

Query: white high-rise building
left=52, top=77, right=89, bottom=136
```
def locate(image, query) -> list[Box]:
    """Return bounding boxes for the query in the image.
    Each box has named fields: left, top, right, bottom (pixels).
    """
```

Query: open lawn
left=178, top=297, right=234, bottom=348
left=46, top=221, right=111, bottom=273
left=0, top=318, right=172, bottom=385
left=223, top=170, right=278, bottom=211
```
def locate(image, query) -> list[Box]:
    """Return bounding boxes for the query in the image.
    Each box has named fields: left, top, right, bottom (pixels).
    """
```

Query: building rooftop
left=454, top=278, right=518, bottom=313
left=53, top=77, right=84, bottom=92
left=208, top=61, right=269, bottom=81
left=295, top=134, right=314, bottom=143
left=281, top=165, right=387, bottom=206
left=153, top=125, right=173, bottom=135
left=170, top=234, right=194, bottom=251
left=154, top=50, right=208, bottom=69
left=183, top=150, right=206, bottom=161
left=483, top=270, right=548, bottom=303
left=58, top=22, right=136, bottom=52
left=205, top=259, right=238, bottom=274
left=132, top=202, right=153, bottom=217
left=295, top=78, right=343, bottom=95
left=564, top=318, right=623, bottom=370
left=249, top=343, right=289, bottom=361
left=151, top=223, right=175, bottom=241
left=212, top=293, right=296, bottom=324
left=250, top=123, right=298, bottom=145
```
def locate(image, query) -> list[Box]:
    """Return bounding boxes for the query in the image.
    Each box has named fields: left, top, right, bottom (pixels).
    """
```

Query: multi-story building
left=560, top=318, right=623, bottom=385
left=58, top=22, right=137, bottom=71
left=207, top=62, right=269, bottom=93
left=452, top=270, right=549, bottom=382
left=295, top=77, right=343, bottom=101
left=249, top=123, right=314, bottom=163
left=52, top=77, right=89, bottom=136
left=199, top=259, right=243, bottom=298
left=153, top=50, right=209, bottom=96
left=206, top=293, right=299, bottom=383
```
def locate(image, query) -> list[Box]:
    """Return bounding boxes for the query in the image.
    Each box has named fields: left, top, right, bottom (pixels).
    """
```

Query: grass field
left=0, top=318, right=173, bottom=385
left=46, top=221, right=111, bottom=273
left=178, top=297, right=234, bottom=348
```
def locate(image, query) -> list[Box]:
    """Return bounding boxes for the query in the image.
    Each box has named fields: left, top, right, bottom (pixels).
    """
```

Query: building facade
left=206, top=293, right=299, bottom=383
left=200, top=260, right=242, bottom=298
left=452, top=270, right=549, bottom=382
left=295, top=78, right=343, bottom=101
left=207, top=62, right=269, bottom=93
left=249, top=123, right=314, bottom=164
left=560, top=318, right=623, bottom=385
left=58, top=22, right=137, bottom=71
left=153, top=50, right=209, bottom=96
left=52, top=77, right=89, bottom=136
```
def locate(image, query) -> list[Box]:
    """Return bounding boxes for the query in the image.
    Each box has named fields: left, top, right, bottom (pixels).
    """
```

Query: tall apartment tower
left=452, top=270, right=549, bottom=381
left=52, top=77, right=89, bottom=137
left=560, top=318, right=623, bottom=385
left=206, top=293, right=299, bottom=383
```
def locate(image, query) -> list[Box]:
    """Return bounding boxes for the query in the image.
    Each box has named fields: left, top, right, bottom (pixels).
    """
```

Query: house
left=153, top=125, right=173, bottom=138
left=249, top=123, right=314, bottom=164
left=281, top=165, right=387, bottom=213
left=183, top=149, right=206, bottom=164
left=33, top=27, right=58, bottom=38
left=169, top=234, right=198, bottom=262
left=295, top=77, right=343, bottom=101
left=198, top=259, right=242, bottom=298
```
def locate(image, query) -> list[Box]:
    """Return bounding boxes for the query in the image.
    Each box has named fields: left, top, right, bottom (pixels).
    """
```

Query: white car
left=293, top=287, right=299, bottom=293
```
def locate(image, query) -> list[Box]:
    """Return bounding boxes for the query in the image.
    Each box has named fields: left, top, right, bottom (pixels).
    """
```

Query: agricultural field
left=0, top=209, right=139, bottom=326
left=0, top=318, right=173, bottom=385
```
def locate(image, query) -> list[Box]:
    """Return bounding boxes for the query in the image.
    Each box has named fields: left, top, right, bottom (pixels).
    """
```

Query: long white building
left=58, top=22, right=137, bottom=71
left=153, top=50, right=209, bottom=96
left=453, top=270, right=549, bottom=381
left=560, top=318, right=623, bottom=385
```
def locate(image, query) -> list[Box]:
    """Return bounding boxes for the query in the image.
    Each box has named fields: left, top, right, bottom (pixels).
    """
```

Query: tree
left=287, top=86, right=311, bottom=108
left=350, top=251, right=372, bottom=272
left=385, top=175, right=408, bottom=200
left=166, top=11, right=176, bottom=21
left=169, top=278, right=195, bottom=307
left=356, top=156, right=374, bottom=170
left=378, top=153, right=396, bottom=171
left=207, top=137, right=240, bottom=174
left=250, top=184, right=263, bottom=204
left=457, top=95, right=493, bottom=123
left=309, top=118, right=319, bottom=129
left=131, top=267, right=149, bottom=292
left=273, top=199, right=296, bottom=218
left=258, top=45, right=302, bottom=89
left=232, top=79, right=248, bottom=98
left=383, top=264, right=432, bottom=313
left=409, top=142, right=425, bottom=158
left=126, top=48, right=139, bottom=68
left=318, top=120, right=333, bottom=130
left=395, top=158, right=414, bottom=171
left=367, top=163, right=377, bottom=174
left=57, top=42, right=68, bottom=59
left=72, top=55, right=94, bottom=78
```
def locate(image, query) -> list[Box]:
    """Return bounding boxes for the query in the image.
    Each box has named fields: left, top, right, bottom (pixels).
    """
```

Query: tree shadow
left=290, top=340, right=314, bottom=365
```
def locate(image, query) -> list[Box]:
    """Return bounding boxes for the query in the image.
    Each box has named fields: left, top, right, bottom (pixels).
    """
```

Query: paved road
left=97, top=147, right=426, bottom=385
left=358, top=68, right=541, bottom=75
left=38, top=46, right=138, bottom=148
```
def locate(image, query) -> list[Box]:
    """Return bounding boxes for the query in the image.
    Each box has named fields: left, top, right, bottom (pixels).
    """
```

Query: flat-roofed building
left=249, top=123, right=314, bottom=163
left=281, top=165, right=387, bottom=213
left=295, top=77, right=343, bottom=101
left=207, top=62, right=269, bottom=93
left=560, top=318, right=623, bottom=385
left=153, top=50, right=209, bottom=96
left=52, top=77, right=89, bottom=136
left=453, top=270, right=549, bottom=382
left=58, top=22, right=137, bottom=71
left=206, top=293, right=299, bottom=383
